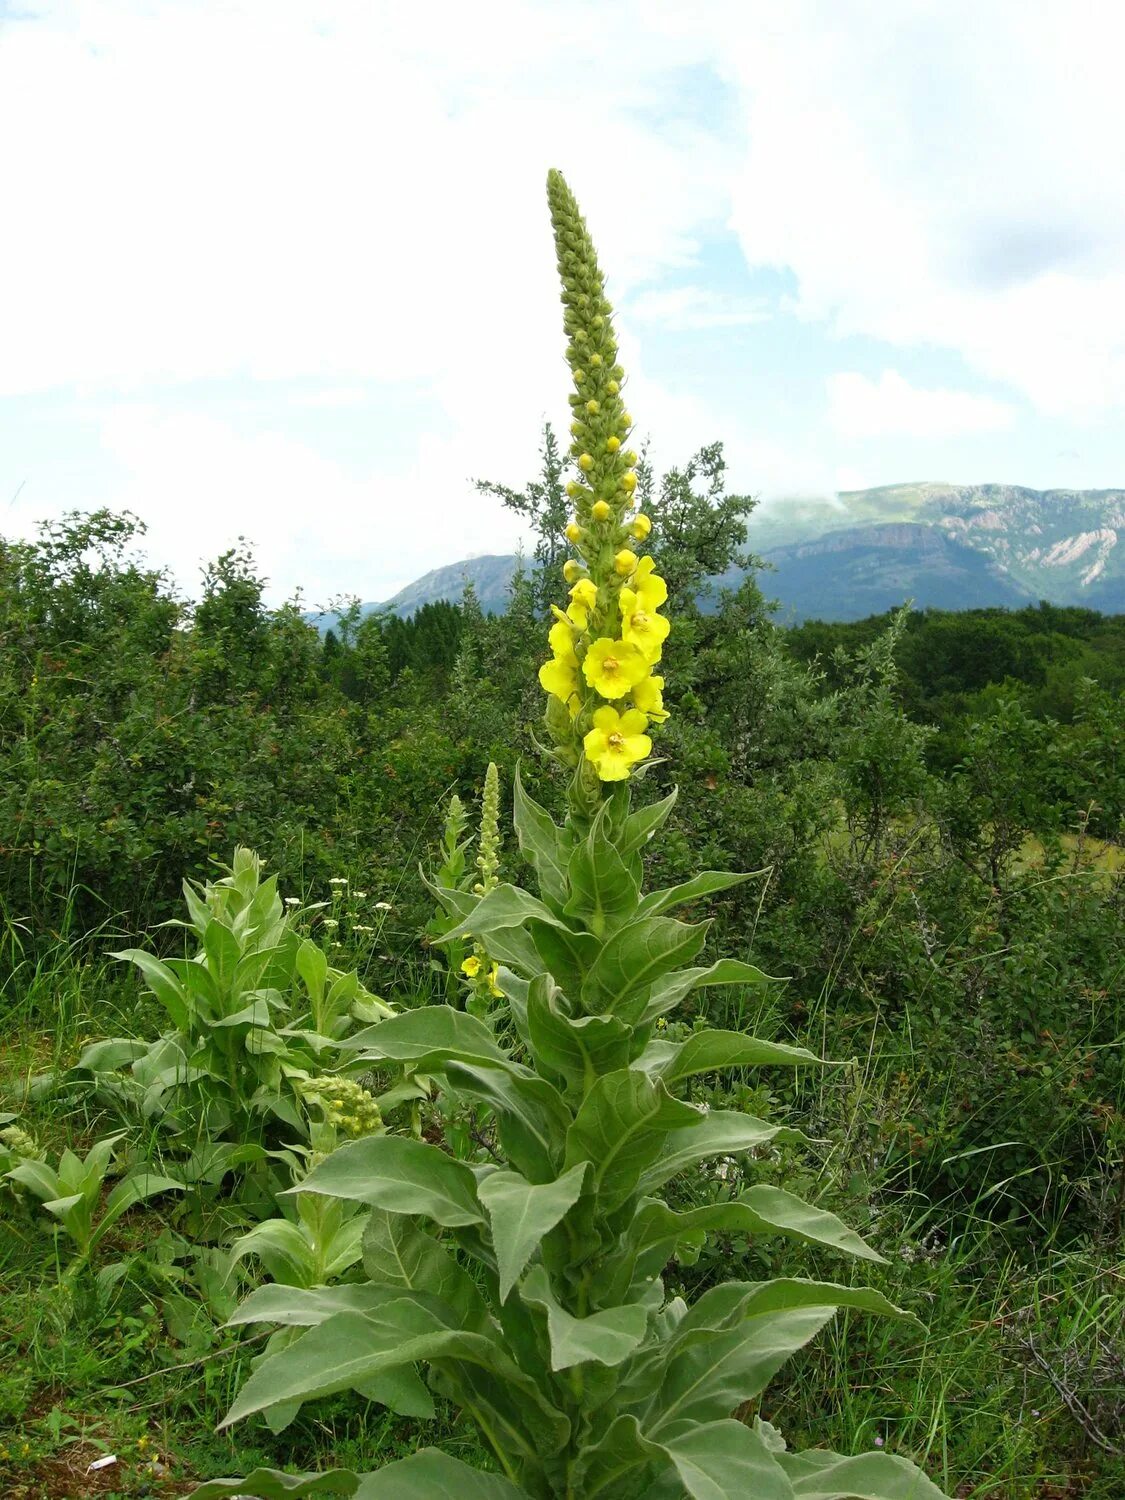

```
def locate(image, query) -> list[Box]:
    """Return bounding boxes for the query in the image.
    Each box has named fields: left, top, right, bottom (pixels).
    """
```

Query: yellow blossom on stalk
left=461, top=954, right=481, bottom=978
left=620, top=586, right=671, bottom=663
left=583, top=637, right=649, bottom=698
left=583, top=706, right=652, bottom=781
left=632, top=673, right=669, bottom=722
left=487, top=963, right=503, bottom=998
left=541, top=169, right=672, bottom=780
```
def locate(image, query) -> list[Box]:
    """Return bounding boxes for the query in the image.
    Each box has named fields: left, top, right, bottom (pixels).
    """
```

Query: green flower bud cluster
left=300, top=1076, right=382, bottom=1137
left=474, top=762, right=501, bottom=896
left=0, top=1124, right=38, bottom=1158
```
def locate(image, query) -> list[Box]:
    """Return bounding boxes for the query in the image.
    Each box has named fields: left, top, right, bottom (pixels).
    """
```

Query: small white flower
left=374, top=901, right=393, bottom=911
left=322, top=918, right=339, bottom=930
left=329, top=877, right=348, bottom=886
left=355, top=891, right=368, bottom=898
left=284, top=897, right=300, bottom=907
left=353, top=924, right=374, bottom=933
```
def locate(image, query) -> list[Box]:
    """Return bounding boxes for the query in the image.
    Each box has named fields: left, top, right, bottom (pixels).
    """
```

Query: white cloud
left=722, top=0, right=1125, bottom=417
left=827, top=370, right=1017, bottom=439
left=626, top=286, right=768, bottom=331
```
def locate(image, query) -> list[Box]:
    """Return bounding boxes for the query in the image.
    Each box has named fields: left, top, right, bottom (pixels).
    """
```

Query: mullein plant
left=195, top=175, right=947, bottom=1499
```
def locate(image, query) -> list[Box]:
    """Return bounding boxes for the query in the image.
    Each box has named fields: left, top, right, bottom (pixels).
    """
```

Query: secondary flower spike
left=541, top=169, right=671, bottom=782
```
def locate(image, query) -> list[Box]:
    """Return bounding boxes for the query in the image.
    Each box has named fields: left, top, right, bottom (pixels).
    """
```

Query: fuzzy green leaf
left=525, top=975, right=633, bottom=1089
left=581, top=917, right=709, bottom=1020
left=520, top=1265, right=648, bottom=1370
left=638, top=958, right=777, bottom=1025
left=644, top=1028, right=821, bottom=1082
left=361, top=1210, right=490, bottom=1327
left=445, top=1060, right=571, bottom=1183
left=110, top=949, right=191, bottom=1031
left=564, top=1069, right=704, bottom=1210
left=191, top=1467, right=362, bottom=1498
left=289, top=1136, right=484, bottom=1227
left=656, top=1419, right=796, bottom=1499
left=478, top=1163, right=588, bottom=1301
left=354, top=1448, right=530, bottom=1498
left=775, top=1448, right=950, bottom=1499
left=636, top=869, right=763, bottom=920
left=343, top=1006, right=513, bottom=1069
left=637, top=1111, right=806, bottom=1194
left=512, top=765, right=570, bottom=910
left=229, top=1282, right=403, bottom=1327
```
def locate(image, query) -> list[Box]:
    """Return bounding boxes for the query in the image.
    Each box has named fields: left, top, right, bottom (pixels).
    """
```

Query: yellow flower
left=631, top=513, right=652, bottom=540
left=487, top=963, right=503, bottom=998
left=539, top=654, right=579, bottom=703
left=620, top=586, right=671, bottom=663
left=578, top=453, right=594, bottom=472
left=631, top=556, right=669, bottom=609
left=584, top=705, right=652, bottom=781
left=461, top=955, right=481, bottom=977
left=632, top=672, right=669, bottom=722
left=614, top=548, right=638, bottom=576
left=582, top=637, right=650, bottom=698
left=565, top=521, right=583, bottom=543
left=549, top=619, right=577, bottom=659
left=567, top=599, right=590, bottom=630
left=592, top=499, right=611, bottom=522
left=570, top=577, right=598, bottom=614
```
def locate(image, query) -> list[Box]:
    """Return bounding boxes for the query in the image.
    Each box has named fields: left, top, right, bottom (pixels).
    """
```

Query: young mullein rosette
left=538, top=170, right=668, bottom=803
left=194, top=176, right=949, bottom=1500
left=461, top=762, right=505, bottom=1013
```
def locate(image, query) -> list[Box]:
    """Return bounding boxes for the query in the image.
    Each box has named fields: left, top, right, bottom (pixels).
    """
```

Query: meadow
left=1, top=177, right=1121, bottom=1499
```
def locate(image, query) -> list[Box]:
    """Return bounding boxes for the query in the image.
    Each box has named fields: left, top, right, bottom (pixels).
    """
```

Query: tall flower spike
left=542, top=170, right=671, bottom=787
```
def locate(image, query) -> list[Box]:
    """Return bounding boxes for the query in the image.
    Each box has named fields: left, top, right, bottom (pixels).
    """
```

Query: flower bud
left=563, top=559, right=582, bottom=583
left=578, top=453, right=594, bottom=472
left=589, top=352, right=602, bottom=366
left=631, top=512, right=652, bottom=540
left=569, top=421, right=582, bottom=437
left=621, top=470, right=637, bottom=493
left=622, top=449, right=638, bottom=467
left=606, top=380, right=620, bottom=395
left=574, top=369, right=585, bottom=386
left=586, top=399, right=599, bottom=415
left=606, top=435, right=621, bottom=453
left=566, top=481, right=582, bottom=498
left=615, top=548, right=638, bottom=576
left=620, top=413, right=632, bottom=429
left=592, top=499, right=611, bottom=522
left=565, top=521, right=583, bottom=542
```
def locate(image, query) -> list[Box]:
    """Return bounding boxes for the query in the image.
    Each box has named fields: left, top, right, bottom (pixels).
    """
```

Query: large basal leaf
left=512, top=765, right=570, bottom=911
left=191, top=1466, right=363, bottom=1498
left=637, top=959, right=778, bottom=1026
left=642, top=1304, right=838, bottom=1434
left=353, top=1447, right=531, bottom=1498
left=361, top=1210, right=490, bottom=1328
left=644, top=1027, right=821, bottom=1083
left=520, top=1264, right=648, bottom=1370
left=564, top=1070, right=704, bottom=1211
left=343, top=1006, right=514, bottom=1069
left=445, top=1060, right=571, bottom=1183
left=477, top=1163, right=588, bottom=1301
left=222, top=1307, right=566, bottom=1441
left=775, top=1448, right=950, bottom=1499
left=580, top=917, right=710, bottom=1021
left=635, top=869, right=763, bottom=921
left=525, top=975, right=633, bottom=1091
left=288, top=1136, right=484, bottom=1227
left=655, top=1418, right=796, bottom=1500
left=637, top=1111, right=806, bottom=1194
left=229, top=1282, right=405, bottom=1327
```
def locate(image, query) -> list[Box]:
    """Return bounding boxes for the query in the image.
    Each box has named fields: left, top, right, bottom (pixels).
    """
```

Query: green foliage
left=205, top=775, right=945, bottom=1499
left=52, top=848, right=394, bottom=1161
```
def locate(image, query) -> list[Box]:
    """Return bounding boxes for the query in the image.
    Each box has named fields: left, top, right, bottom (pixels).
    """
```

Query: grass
left=1, top=921, right=1121, bottom=1498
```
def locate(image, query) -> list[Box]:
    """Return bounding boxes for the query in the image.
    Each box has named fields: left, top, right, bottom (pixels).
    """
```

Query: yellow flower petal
left=582, top=638, right=650, bottom=699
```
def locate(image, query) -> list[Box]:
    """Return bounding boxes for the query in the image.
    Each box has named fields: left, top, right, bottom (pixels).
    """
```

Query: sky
left=2, top=0, right=1124, bottom=607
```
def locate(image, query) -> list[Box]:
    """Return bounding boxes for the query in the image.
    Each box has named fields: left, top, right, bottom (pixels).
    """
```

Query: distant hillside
left=309, top=484, right=1125, bottom=626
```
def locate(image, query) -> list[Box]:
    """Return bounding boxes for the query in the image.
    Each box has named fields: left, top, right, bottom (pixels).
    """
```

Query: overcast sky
left=3, top=0, right=1124, bottom=605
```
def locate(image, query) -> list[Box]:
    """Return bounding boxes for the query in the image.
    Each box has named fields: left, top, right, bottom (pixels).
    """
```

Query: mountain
left=311, top=484, right=1125, bottom=627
